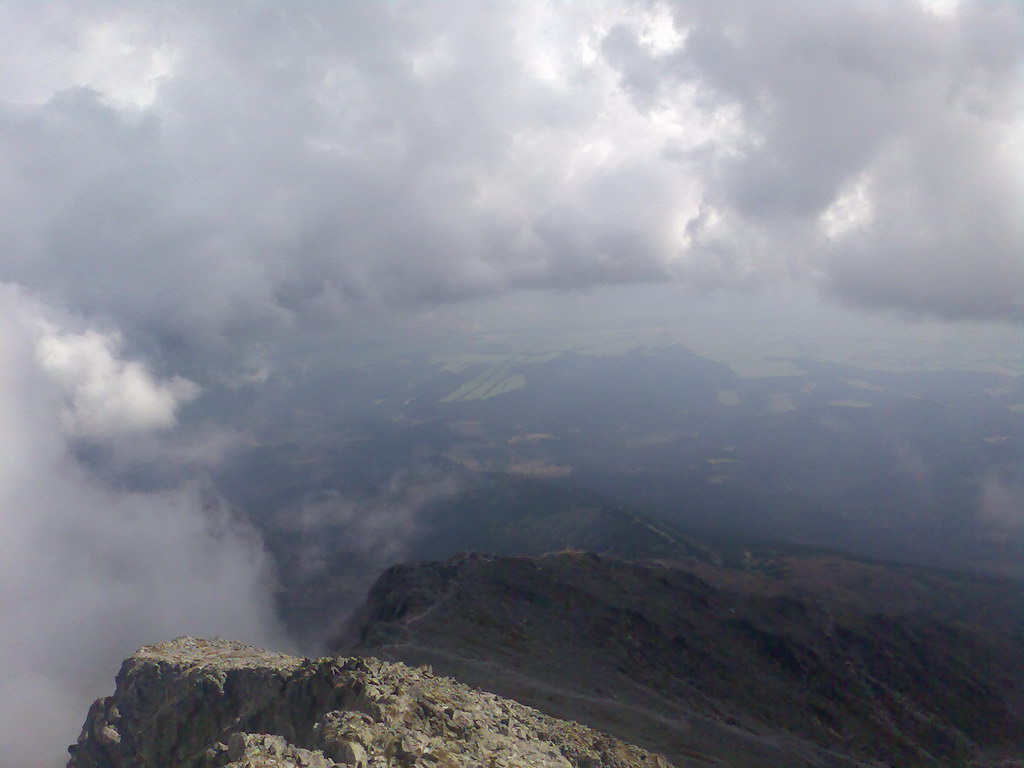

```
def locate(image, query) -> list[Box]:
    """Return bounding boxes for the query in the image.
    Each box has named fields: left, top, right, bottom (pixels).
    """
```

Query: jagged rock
left=224, top=733, right=339, bottom=768
left=67, top=636, right=673, bottom=768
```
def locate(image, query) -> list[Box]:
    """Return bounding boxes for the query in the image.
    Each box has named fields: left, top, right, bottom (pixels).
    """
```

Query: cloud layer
left=0, top=0, right=1019, bottom=370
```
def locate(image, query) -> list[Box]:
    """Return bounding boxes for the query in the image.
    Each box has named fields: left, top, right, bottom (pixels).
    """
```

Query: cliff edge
left=67, top=636, right=673, bottom=768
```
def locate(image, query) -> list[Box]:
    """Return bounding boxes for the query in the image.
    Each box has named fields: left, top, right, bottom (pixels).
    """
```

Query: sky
left=0, top=1, right=1021, bottom=765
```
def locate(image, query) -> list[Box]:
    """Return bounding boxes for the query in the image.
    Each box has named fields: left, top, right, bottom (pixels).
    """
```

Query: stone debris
left=68, top=636, right=674, bottom=768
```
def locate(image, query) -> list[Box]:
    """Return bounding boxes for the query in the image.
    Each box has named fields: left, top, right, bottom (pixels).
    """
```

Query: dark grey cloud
left=607, top=0, right=1024, bottom=319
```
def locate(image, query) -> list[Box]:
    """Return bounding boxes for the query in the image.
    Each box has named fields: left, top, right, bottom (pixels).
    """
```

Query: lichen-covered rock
left=223, top=733, right=339, bottom=768
left=67, top=637, right=674, bottom=768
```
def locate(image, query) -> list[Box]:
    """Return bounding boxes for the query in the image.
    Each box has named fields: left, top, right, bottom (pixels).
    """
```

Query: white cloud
left=36, top=327, right=199, bottom=437
left=0, top=285, right=285, bottom=767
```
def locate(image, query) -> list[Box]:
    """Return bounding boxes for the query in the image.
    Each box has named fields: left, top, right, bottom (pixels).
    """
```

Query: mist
left=0, top=287, right=288, bottom=768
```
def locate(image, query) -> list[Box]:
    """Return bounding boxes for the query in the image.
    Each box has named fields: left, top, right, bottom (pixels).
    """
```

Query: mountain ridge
left=341, top=551, right=1024, bottom=768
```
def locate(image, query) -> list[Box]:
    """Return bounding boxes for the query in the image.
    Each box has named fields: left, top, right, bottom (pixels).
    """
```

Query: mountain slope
left=271, top=472, right=719, bottom=640
left=341, top=552, right=1024, bottom=768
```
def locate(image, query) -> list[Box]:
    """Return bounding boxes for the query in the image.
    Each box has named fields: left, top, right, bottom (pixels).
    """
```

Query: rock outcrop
left=68, top=636, right=673, bottom=768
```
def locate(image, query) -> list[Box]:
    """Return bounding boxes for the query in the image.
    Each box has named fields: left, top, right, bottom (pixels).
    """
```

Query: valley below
left=66, top=305, right=1024, bottom=768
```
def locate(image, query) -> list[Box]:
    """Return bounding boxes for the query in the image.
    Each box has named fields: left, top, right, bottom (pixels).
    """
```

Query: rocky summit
left=67, top=636, right=672, bottom=768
